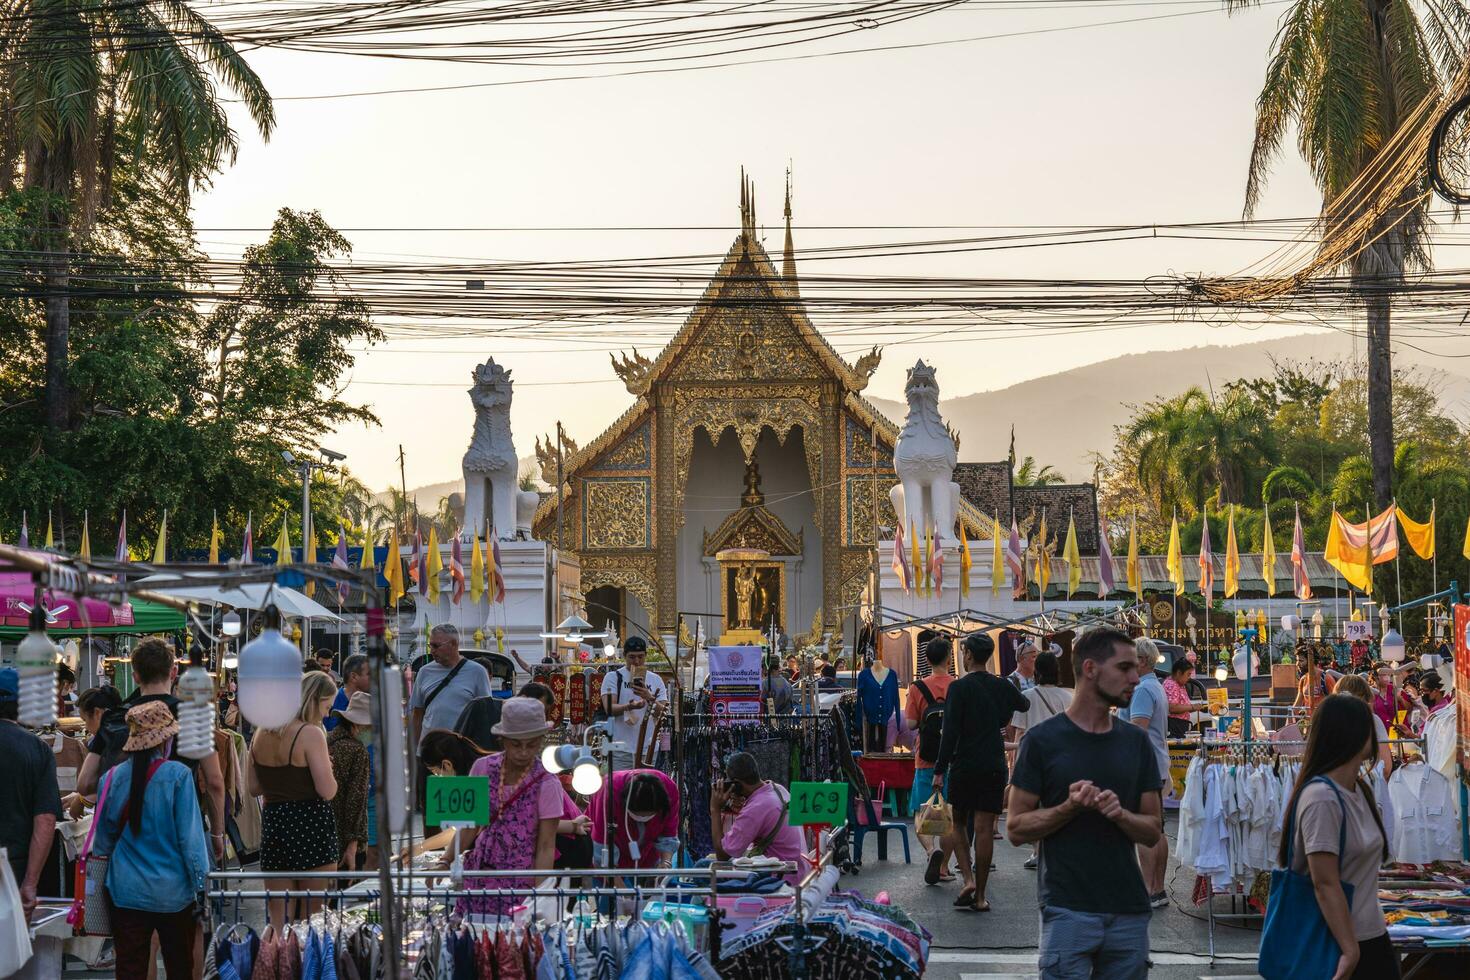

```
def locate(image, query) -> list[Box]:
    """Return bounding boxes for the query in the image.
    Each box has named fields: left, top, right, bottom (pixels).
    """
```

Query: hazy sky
left=194, top=2, right=1336, bottom=491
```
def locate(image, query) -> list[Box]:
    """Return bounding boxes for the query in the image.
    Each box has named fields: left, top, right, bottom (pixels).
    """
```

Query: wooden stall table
left=858, top=751, right=915, bottom=816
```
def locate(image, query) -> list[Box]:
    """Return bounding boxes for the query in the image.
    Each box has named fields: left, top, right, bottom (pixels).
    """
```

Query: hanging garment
left=1388, top=762, right=1461, bottom=863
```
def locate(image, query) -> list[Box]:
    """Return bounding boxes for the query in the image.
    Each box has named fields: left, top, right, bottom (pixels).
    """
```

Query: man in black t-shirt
left=1007, top=627, right=1162, bottom=980
left=0, top=668, right=61, bottom=924
left=932, top=632, right=1028, bottom=913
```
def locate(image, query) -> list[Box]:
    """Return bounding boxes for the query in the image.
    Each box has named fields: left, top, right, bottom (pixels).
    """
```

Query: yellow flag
left=384, top=528, right=404, bottom=603
left=274, top=516, right=292, bottom=568
left=209, top=512, right=222, bottom=564
left=44, top=514, right=54, bottom=550
left=910, top=520, right=922, bottom=595
left=1261, top=501, right=1277, bottom=597
left=426, top=526, right=443, bottom=603
left=358, top=525, right=375, bottom=572
left=469, top=529, right=485, bottom=603
left=923, top=524, right=933, bottom=597
left=1126, top=511, right=1140, bottom=597
left=990, top=513, right=1003, bottom=597
left=1062, top=513, right=1081, bottom=598
left=1398, top=504, right=1435, bottom=560
left=152, top=511, right=168, bottom=564
left=1166, top=514, right=1184, bottom=595
left=1224, top=506, right=1241, bottom=598
left=959, top=521, right=972, bottom=598
left=1463, top=512, right=1470, bottom=561
left=305, top=526, right=319, bottom=597
left=79, top=513, right=91, bottom=561
left=1037, top=512, right=1051, bottom=592
left=1325, top=510, right=1372, bottom=592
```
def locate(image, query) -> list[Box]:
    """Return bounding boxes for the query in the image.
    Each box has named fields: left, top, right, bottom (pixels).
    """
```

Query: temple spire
left=782, top=166, right=797, bottom=289
left=738, top=167, right=756, bottom=247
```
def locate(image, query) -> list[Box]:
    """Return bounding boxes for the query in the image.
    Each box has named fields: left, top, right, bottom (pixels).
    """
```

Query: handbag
left=1258, top=775, right=1354, bottom=980
left=69, top=767, right=117, bottom=937
left=0, top=847, right=33, bottom=977
left=915, top=792, right=953, bottom=837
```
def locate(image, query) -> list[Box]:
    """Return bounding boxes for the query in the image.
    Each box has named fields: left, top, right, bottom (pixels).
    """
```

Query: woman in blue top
left=91, top=700, right=210, bottom=979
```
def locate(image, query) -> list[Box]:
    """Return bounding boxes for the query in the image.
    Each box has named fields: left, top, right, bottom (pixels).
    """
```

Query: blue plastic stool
left=850, top=795, right=912, bottom=864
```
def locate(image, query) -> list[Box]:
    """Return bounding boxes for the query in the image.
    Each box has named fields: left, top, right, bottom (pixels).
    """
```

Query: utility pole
left=397, top=444, right=409, bottom=536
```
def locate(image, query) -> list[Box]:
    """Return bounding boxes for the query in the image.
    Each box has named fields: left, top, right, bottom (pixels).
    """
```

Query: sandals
left=952, top=887, right=976, bottom=908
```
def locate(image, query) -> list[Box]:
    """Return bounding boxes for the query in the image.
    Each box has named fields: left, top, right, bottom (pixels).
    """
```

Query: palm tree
left=1127, top=387, right=1276, bottom=512
left=1014, top=456, right=1066, bottom=486
left=0, top=0, right=275, bottom=433
left=1228, top=0, right=1468, bottom=507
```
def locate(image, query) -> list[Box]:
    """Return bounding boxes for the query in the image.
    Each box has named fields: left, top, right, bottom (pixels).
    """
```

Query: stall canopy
left=135, top=576, right=342, bottom=621
left=0, top=596, right=184, bottom=640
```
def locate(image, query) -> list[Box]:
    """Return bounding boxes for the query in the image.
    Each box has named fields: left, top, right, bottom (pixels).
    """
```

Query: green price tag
left=788, top=781, right=848, bottom=826
left=425, top=775, right=489, bottom=828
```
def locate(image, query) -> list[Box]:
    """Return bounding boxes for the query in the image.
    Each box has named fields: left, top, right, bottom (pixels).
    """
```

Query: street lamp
left=1381, top=628, right=1406, bottom=664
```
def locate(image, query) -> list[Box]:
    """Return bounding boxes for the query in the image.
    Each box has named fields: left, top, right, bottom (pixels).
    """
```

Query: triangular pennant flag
left=19, top=512, right=28, bottom=549
left=1197, top=509, right=1214, bottom=597
left=384, top=528, right=405, bottom=603
left=1036, top=511, right=1051, bottom=593
left=1126, top=511, right=1140, bottom=598
left=1224, top=506, right=1240, bottom=599
left=1292, top=504, right=1312, bottom=601
left=891, top=520, right=911, bottom=595
left=44, top=513, right=54, bottom=550
left=115, top=511, right=129, bottom=563
left=358, top=524, right=375, bottom=572
left=990, top=513, right=1003, bottom=598
left=1166, top=512, right=1184, bottom=596
left=450, top=531, right=465, bottom=605
left=1005, top=515, right=1025, bottom=599
left=305, top=526, right=319, bottom=598
left=1097, top=518, right=1116, bottom=597
left=490, top=532, right=506, bottom=603
left=333, top=527, right=351, bottom=605
left=960, top=521, right=973, bottom=599
left=469, top=526, right=485, bottom=604
left=1261, top=501, right=1277, bottom=598
left=426, top=526, right=442, bottom=604
left=242, top=513, right=254, bottom=564
left=1063, top=511, right=1081, bottom=598
left=274, top=516, right=292, bottom=568
left=152, top=511, right=168, bottom=564
left=79, top=512, right=91, bottom=562
left=209, top=511, right=222, bottom=564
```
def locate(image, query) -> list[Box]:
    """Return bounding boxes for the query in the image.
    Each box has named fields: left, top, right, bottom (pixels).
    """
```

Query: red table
left=857, top=753, right=916, bottom=823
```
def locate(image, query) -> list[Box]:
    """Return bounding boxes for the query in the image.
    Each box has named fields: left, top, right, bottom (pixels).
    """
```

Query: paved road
left=845, top=812, right=1265, bottom=979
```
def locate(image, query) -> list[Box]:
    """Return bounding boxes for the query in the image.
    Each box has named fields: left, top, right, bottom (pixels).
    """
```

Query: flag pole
left=1392, top=500, right=1403, bottom=634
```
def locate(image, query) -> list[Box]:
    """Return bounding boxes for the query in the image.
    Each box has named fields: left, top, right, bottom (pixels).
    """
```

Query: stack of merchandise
left=717, top=892, right=931, bottom=979
left=1380, top=863, right=1470, bottom=946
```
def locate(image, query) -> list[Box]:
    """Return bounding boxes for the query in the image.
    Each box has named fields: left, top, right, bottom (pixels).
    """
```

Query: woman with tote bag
left=1259, top=695, right=1395, bottom=980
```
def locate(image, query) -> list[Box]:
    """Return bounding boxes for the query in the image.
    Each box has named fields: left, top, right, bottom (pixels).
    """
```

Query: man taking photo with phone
left=601, top=637, right=667, bottom=771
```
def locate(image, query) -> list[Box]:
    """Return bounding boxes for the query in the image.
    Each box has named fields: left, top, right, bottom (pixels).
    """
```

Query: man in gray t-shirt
left=1126, top=637, right=1171, bottom=907
left=410, top=625, right=491, bottom=747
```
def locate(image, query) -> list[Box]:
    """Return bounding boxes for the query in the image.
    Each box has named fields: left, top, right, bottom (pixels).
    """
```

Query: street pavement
left=845, top=812, right=1265, bottom=979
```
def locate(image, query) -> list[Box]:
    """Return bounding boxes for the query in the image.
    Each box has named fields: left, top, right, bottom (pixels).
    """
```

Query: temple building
left=531, top=175, right=1100, bottom=653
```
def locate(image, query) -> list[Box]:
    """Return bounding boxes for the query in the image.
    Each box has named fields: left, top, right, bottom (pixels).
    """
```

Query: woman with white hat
left=90, top=700, right=210, bottom=979
left=458, top=697, right=559, bottom=916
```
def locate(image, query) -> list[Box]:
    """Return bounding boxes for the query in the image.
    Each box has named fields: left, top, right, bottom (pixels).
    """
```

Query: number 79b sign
left=788, top=781, right=848, bottom=826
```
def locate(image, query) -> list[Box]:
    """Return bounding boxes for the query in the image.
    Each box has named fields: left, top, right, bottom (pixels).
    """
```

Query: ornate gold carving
left=843, top=476, right=901, bottom=546
left=580, top=554, right=659, bottom=631
left=612, top=349, right=654, bottom=395
left=851, top=346, right=882, bottom=389
left=534, top=432, right=579, bottom=486
left=718, top=560, right=786, bottom=634
left=703, top=506, right=802, bottom=557
left=599, top=421, right=650, bottom=471
left=669, top=281, right=823, bottom=382
left=583, top=479, right=649, bottom=550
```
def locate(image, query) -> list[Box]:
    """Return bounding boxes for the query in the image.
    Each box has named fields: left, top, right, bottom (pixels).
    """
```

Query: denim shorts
left=1038, top=905, right=1151, bottom=980
left=910, top=767, right=936, bottom=816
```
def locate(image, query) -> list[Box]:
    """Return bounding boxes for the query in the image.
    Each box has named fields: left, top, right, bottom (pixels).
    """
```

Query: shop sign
left=789, top=781, right=848, bottom=826
left=709, top=645, right=762, bottom=725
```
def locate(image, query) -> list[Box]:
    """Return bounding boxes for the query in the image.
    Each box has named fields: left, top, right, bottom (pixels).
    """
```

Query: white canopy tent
left=136, top=575, right=343, bottom=622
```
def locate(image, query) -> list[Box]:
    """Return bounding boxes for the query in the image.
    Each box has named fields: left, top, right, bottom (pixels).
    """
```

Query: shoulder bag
left=420, top=658, right=467, bottom=711
left=70, top=767, right=118, bottom=937
left=746, top=783, right=792, bottom=858
left=1257, top=775, right=1354, bottom=980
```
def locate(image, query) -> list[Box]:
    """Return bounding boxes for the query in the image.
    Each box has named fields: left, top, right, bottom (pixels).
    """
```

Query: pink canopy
left=0, top=572, right=132, bottom=629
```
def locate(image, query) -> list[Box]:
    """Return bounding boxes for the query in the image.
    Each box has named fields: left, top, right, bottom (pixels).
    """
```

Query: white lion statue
left=889, top=360, right=962, bottom=545
left=462, top=358, right=539, bottom=540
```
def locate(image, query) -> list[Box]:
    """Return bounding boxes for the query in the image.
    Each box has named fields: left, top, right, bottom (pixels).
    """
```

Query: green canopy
left=0, top=597, right=185, bottom=640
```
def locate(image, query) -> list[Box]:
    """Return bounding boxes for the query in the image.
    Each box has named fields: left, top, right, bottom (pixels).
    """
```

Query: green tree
left=0, top=0, right=274, bottom=434
left=1125, top=386, right=1276, bottom=512
left=1014, top=456, right=1066, bottom=486
left=1228, top=0, right=1469, bottom=508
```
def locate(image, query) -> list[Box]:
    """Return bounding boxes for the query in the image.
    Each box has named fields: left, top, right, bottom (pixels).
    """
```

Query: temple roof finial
left=782, top=165, right=797, bottom=288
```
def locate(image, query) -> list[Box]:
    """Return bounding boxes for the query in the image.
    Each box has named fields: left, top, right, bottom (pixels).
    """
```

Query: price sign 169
left=788, top=781, right=848, bottom=827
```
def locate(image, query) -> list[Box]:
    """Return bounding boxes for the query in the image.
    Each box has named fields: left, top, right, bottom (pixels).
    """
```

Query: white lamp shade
left=1213, top=664, right=1228, bottom=682
left=1232, top=648, right=1257, bottom=681
left=571, top=760, right=603, bottom=795
left=1281, top=615, right=1300, bottom=631
left=237, top=626, right=302, bottom=729
left=222, top=610, right=242, bottom=637
left=1380, top=628, right=1407, bottom=663
left=541, top=744, right=580, bottom=774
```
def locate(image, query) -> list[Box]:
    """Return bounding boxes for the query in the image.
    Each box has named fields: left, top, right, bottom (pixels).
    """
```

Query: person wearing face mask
left=327, top=692, right=373, bottom=871
left=585, top=769, right=680, bottom=870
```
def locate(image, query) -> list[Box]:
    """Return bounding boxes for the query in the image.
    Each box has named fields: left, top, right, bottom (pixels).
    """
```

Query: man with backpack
left=906, top=636, right=957, bottom=883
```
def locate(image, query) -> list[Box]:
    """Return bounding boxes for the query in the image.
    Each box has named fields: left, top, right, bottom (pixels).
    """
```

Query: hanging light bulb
left=221, top=610, right=242, bottom=637
left=236, top=605, right=302, bottom=729
left=16, top=604, right=58, bottom=728
left=571, top=754, right=604, bottom=795
left=541, top=743, right=580, bottom=774
left=1213, top=663, right=1228, bottom=683
left=176, top=654, right=217, bottom=760
left=222, top=652, right=239, bottom=670
left=1381, top=628, right=1406, bottom=664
